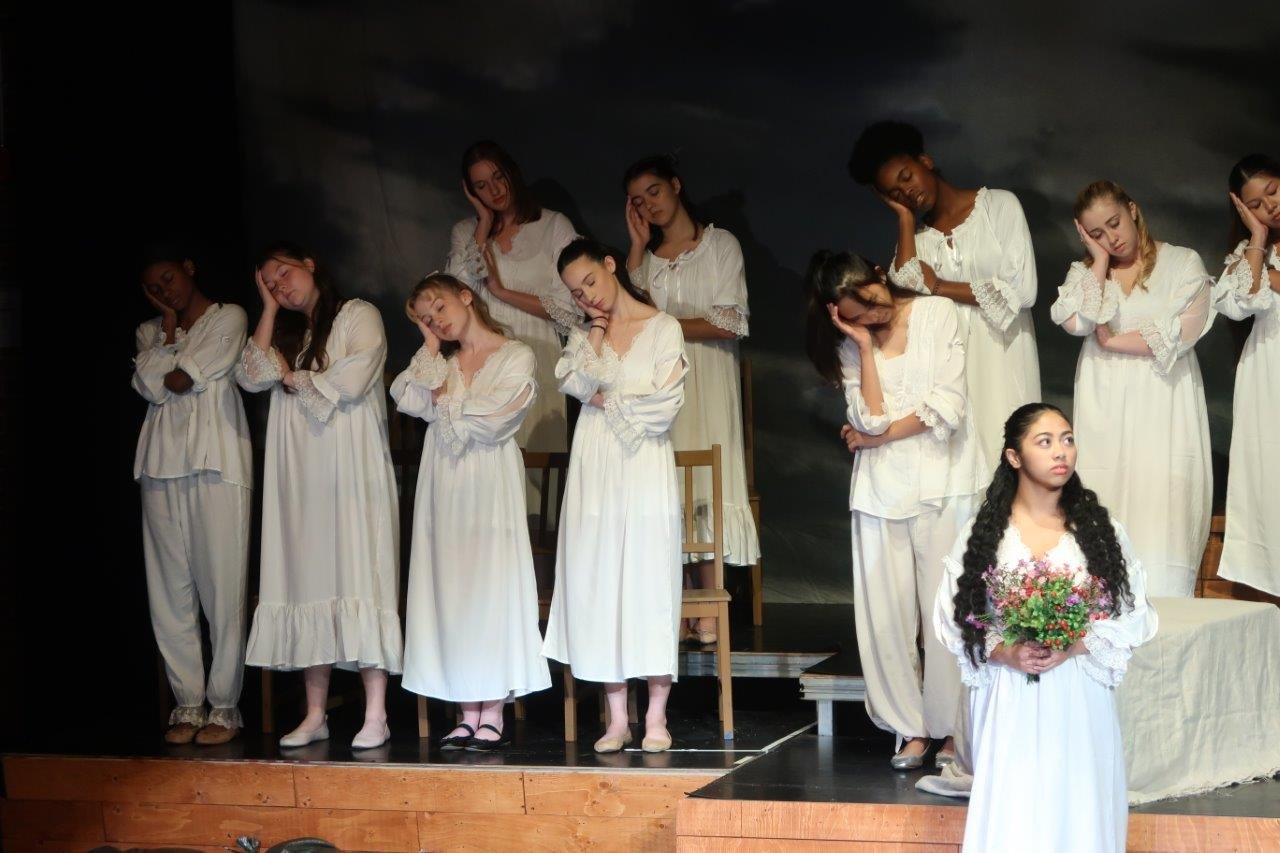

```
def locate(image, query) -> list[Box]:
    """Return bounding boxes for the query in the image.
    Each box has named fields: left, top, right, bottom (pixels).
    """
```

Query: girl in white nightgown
left=541, top=239, right=688, bottom=755
left=236, top=242, right=403, bottom=751
left=446, top=140, right=580, bottom=458
left=1049, top=180, right=1214, bottom=597
left=623, top=155, right=760, bottom=642
left=849, top=120, right=1041, bottom=467
left=391, top=272, right=551, bottom=751
left=133, top=247, right=252, bottom=746
left=934, top=402, right=1158, bottom=853
left=1214, top=154, right=1280, bottom=597
left=805, top=251, right=988, bottom=770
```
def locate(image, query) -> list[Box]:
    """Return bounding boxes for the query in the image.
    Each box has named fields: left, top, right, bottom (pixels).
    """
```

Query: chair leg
left=716, top=601, right=734, bottom=740
left=513, top=699, right=526, bottom=721
left=598, top=687, right=607, bottom=725
left=751, top=560, right=764, bottom=627
left=260, top=669, right=274, bottom=735
left=563, top=666, right=577, bottom=742
left=417, top=695, right=430, bottom=739
left=627, top=682, right=639, bottom=725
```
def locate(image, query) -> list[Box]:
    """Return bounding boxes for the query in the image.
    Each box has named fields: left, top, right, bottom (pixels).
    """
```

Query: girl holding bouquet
left=934, top=402, right=1158, bottom=853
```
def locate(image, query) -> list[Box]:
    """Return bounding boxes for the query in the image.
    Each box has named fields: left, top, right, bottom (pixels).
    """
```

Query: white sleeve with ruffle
left=1212, top=241, right=1278, bottom=321
left=1049, top=261, right=1121, bottom=336
left=968, top=192, right=1037, bottom=332
left=932, top=521, right=999, bottom=688
left=235, top=338, right=284, bottom=394
left=1136, top=252, right=1214, bottom=377
left=555, top=327, right=620, bottom=403
left=601, top=318, right=688, bottom=453
left=131, top=322, right=179, bottom=404
left=1079, top=520, right=1159, bottom=688
left=838, top=338, right=892, bottom=436
left=888, top=255, right=932, bottom=295
left=292, top=301, right=388, bottom=426
left=914, top=300, right=967, bottom=441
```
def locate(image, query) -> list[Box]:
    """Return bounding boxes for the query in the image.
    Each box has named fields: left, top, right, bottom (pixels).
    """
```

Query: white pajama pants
left=141, top=472, right=250, bottom=728
left=852, top=494, right=974, bottom=741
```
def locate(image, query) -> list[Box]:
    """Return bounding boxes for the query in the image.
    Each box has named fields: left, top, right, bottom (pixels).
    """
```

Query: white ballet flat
left=279, top=719, right=329, bottom=748
left=351, top=722, right=390, bottom=750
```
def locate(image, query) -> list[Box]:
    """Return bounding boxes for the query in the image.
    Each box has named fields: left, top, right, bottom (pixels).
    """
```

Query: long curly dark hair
left=953, top=402, right=1134, bottom=666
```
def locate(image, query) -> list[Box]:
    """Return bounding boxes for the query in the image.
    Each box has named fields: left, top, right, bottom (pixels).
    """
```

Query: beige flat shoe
left=194, top=723, right=239, bottom=745
left=593, top=730, right=634, bottom=754
left=164, top=723, right=199, bottom=745
left=642, top=728, right=672, bottom=753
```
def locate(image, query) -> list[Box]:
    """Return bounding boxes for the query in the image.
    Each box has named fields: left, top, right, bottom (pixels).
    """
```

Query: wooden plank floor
left=0, top=755, right=722, bottom=852
left=675, top=797, right=1280, bottom=852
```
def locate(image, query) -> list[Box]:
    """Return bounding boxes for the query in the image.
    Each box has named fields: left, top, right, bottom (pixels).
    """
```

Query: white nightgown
left=1050, top=244, right=1214, bottom=597
left=934, top=519, right=1158, bottom=853
left=1213, top=241, right=1280, bottom=596
left=634, top=225, right=760, bottom=567
left=446, top=210, right=580, bottom=454
left=391, top=339, right=552, bottom=701
left=236, top=299, right=403, bottom=673
left=889, top=187, right=1042, bottom=468
left=541, top=313, right=688, bottom=683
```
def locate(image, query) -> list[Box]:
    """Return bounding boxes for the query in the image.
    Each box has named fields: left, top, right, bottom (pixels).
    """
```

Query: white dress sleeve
left=932, top=519, right=1002, bottom=688
left=555, top=327, right=620, bottom=404
left=235, top=339, right=284, bottom=393
left=1079, top=520, right=1160, bottom=688
left=888, top=255, right=932, bottom=295
left=536, top=212, right=584, bottom=334
left=292, top=301, right=388, bottom=426
left=1137, top=250, right=1214, bottom=377
left=445, top=219, right=487, bottom=288
left=914, top=300, right=967, bottom=441
left=969, top=192, right=1038, bottom=332
left=131, top=321, right=179, bottom=404
left=435, top=345, right=537, bottom=454
left=837, top=338, right=892, bottom=435
left=1049, top=261, right=1121, bottom=336
left=601, top=317, right=689, bottom=453
left=1212, top=240, right=1278, bottom=321
left=175, top=305, right=248, bottom=393
left=704, top=230, right=750, bottom=338
left=389, top=345, right=451, bottom=421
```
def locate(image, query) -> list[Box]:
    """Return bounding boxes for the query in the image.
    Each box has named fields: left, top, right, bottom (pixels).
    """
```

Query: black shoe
left=465, top=723, right=511, bottom=751
left=439, top=723, right=476, bottom=751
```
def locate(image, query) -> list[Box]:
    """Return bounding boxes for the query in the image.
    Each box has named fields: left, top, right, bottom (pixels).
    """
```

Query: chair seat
left=682, top=588, right=732, bottom=603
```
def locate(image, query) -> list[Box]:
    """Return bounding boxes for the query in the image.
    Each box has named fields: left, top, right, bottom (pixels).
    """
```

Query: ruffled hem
left=207, top=706, right=243, bottom=729
left=1136, top=319, right=1176, bottom=377
left=602, top=392, right=646, bottom=454
left=291, top=370, right=337, bottom=425
left=408, top=346, right=449, bottom=389
left=970, top=278, right=1019, bottom=332
left=539, top=294, right=583, bottom=335
left=889, top=257, right=930, bottom=294
left=246, top=597, right=404, bottom=674
left=706, top=305, right=749, bottom=337
left=1126, top=761, right=1280, bottom=806
left=168, top=705, right=206, bottom=727
left=1080, top=628, right=1130, bottom=687
left=681, top=500, right=762, bottom=566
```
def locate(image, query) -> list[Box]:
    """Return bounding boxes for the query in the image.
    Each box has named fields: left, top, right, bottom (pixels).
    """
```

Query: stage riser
left=0, top=756, right=721, bottom=852
left=676, top=797, right=1280, bottom=852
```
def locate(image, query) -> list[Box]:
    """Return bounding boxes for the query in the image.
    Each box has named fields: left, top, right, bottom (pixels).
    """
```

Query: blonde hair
left=405, top=272, right=509, bottom=356
left=1073, top=180, right=1159, bottom=291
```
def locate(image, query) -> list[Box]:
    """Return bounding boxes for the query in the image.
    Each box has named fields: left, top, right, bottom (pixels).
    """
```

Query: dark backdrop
left=8, top=1, right=1279, bottom=742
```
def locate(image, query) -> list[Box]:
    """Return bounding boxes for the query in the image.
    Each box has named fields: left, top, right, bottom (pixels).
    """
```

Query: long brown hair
left=405, top=272, right=509, bottom=358
left=256, top=241, right=346, bottom=375
left=804, top=250, right=920, bottom=386
left=1074, top=180, right=1158, bottom=291
left=461, top=140, right=542, bottom=239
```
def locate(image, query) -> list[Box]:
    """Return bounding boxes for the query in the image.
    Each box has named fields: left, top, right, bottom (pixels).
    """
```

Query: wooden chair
left=561, top=444, right=735, bottom=742
left=741, top=357, right=764, bottom=626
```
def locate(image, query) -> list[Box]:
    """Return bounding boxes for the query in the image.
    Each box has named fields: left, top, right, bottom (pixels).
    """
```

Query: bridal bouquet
left=966, top=559, right=1113, bottom=683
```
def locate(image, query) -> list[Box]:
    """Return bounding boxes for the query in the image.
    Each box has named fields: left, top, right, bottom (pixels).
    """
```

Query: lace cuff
left=408, top=346, right=449, bottom=389
left=954, top=631, right=1003, bottom=688
left=970, top=278, right=1020, bottom=332
left=915, top=402, right=950, bottom=442
left=1136, top=319, right=1176, bottom=377
left=168, top=705, right=207, bottom=727
left=889, top=257, right=931, bottom=294
left=1080, top=627, right=1131, bottom=687
left=581, top=342, right=621, bottom=388
left=434, top=396, right=469, bottom=455
left=206, top=706, right=243, bottom=729
left=239, top=340, right=283, bottom=384
left=540, top=294, right=584, bottom=335
left=459, top=236, right=488, bottom=287
left=602, top=392, right=646, bottom=454
left=292, top=370, right=337, bottom=425
left=705, top=305, right=749, bottom=337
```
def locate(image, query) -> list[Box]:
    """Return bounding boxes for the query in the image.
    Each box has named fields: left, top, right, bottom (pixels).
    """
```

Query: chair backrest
left=740, top=357, right=755, bottom=492
left=674, top=444, right=725, bottom=589
left=522, top=449, right=571, bottom=549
